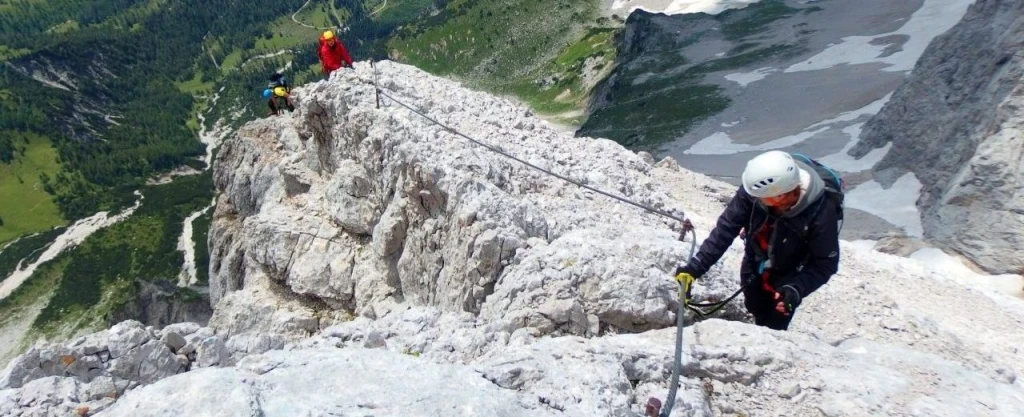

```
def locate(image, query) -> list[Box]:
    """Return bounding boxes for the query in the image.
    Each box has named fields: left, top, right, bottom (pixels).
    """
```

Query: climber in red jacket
left=317, top=30, right=353, bottom=76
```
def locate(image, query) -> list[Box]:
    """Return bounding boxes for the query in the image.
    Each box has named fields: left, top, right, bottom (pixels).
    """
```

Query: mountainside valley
left=0, top=0, right=617, bottom=363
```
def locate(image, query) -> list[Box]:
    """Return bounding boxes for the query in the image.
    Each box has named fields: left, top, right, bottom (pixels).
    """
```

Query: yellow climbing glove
left=674, top=271, right=695, bottom=303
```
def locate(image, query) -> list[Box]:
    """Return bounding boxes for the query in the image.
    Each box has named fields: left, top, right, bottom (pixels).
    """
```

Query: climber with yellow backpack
left=264, top=72, right=294, bottom=116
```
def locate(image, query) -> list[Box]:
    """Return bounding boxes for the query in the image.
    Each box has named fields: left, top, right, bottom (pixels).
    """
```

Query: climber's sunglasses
left=759, top=189, right=798, bottom=208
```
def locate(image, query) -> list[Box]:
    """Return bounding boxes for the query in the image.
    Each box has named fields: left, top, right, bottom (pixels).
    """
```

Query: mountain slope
left=4, top=61, right=1022, bottom=417
left=849, top=0, right=1024, bottom=275
left=576, top=0, right=976, bottom=240
left=387, top=0, right=620, bottom=123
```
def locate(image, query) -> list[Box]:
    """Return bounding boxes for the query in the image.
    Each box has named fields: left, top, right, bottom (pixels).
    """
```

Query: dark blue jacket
left=680, top=182, right=840, bottom=298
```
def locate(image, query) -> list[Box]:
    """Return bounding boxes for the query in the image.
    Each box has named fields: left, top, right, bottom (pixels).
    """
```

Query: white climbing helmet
left=741, top=150, right=801, bottom=198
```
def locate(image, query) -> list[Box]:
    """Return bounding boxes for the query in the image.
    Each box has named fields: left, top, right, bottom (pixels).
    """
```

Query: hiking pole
left=647, top=219, right=696, bottom=417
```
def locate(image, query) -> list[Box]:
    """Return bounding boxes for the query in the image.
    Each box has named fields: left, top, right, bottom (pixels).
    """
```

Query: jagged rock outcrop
left=850, top=0, right=1024, bottom=274
left=207, top=60, right=743, bottom=345
left=107, top=280, right=213, bottom=328
left=3, top=61, right=1023, bottom=417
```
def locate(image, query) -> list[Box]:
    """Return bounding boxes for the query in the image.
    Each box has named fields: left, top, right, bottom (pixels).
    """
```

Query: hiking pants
left=742, top=282, right=795, bottom=331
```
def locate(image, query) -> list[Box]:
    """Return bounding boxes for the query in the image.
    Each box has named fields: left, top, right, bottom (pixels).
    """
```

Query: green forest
left=0, top=0, right=322, bottom=223
left=0, top=0, right=603, bottom=239
left=0, top=0, right=462, bottom=346
left=0, top=0, right=621, bottom=348
left=0, top=172, right=213, bottom=337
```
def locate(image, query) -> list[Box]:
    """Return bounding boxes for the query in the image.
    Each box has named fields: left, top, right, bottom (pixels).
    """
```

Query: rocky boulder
left=107, top=279, right=213, bottom=329
left=0, top=320, right=227, bottom=416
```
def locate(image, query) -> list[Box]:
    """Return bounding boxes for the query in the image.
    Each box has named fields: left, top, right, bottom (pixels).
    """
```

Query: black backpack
left=792, top=153, right=844, bottom=231
left=268, top=73, right=289, bottom=91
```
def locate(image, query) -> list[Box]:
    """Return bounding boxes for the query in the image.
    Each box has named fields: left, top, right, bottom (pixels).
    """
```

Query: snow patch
left=807, top=93, right=892, bottom=129
left=784, top=0, right=975, bottom=73
left=684, top=126, right=828, bottom=155
left=909, top=248, right=1024, bottom=298
left=847, top=239, right=879, bottom=252
left=845, top=173, right=924, bottom=238
left=816, top=124, right=892, bottom=172
left=0, top=192, right=145, bottom=300
left=631, top=71, right=659, bottom=85
left=610, top=0, right=764, bottom=16
left=723, top=67, right=776, bottom=87
left=684, top=92, right=894, bottom=164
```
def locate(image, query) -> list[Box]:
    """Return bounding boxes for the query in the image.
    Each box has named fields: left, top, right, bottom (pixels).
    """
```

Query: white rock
left=97, top=348, right=565, bottom=417
left=108, top=340, right=180, bottom=384
left=224, top=332, right=287, bottom=358
left=778, top=381, right=801, bottom=399
left=362, top=331, right=386, bottom=349
left=159, top=332, right=186, bottom=353
left=107, top=321, right=150, bottom=359
left=195, top=337, right=231, bottom=368
left=70, top=332, right=110, bottom=356
left=209, top=61, right=703, bottom=339
left=84, top=376, right=117, bottom=401
left=0, top=349, right=45, bottom=389
left=160, top=322, right=201, bottom=337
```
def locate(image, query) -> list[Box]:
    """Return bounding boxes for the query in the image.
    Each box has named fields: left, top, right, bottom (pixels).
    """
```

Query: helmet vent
left=753, top=178, right=775, bottom=189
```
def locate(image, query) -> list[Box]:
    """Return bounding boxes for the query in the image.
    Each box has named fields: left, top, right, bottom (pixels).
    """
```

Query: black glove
left=674, top=264, right=697, bottom=278
left=775, top=285, right=802, bottom=314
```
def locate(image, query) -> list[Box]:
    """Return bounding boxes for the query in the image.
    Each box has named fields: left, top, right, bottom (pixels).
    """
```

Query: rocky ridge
left=850, top=0, right=1024, bottom=274
left=0, top=61, right=1022, bottom=416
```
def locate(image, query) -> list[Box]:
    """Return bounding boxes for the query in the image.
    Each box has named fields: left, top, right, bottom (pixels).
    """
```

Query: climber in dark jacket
left=675, top=150, right=841, bottom=330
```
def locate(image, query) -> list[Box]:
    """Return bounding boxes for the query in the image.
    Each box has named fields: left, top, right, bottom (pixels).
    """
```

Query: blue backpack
left=792, top=153, right=844, bottom=231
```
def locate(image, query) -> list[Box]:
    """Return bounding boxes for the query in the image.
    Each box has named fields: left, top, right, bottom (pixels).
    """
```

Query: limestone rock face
left=208, top=60, right=701, bottom=338
left=851, top=0, right=1024, bottom=274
